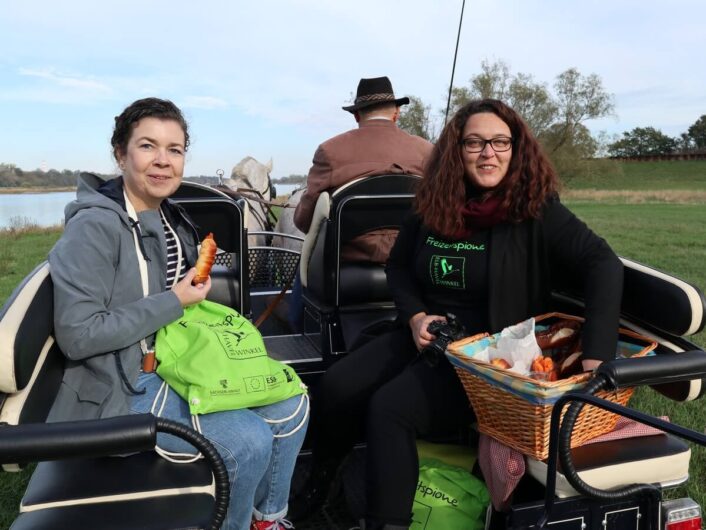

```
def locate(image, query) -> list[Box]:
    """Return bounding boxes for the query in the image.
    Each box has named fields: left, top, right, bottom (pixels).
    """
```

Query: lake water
left=0, top=192, right=74, bottom=228
left=0, top=184, right=301, bottom=229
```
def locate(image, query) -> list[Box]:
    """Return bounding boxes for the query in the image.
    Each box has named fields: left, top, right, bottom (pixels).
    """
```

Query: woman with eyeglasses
left=291, top=99, right=622, bottom=529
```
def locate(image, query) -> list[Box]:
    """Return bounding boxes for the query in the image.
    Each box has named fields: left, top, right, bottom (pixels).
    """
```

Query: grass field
left=564, top=199, right=706, bottom=509
left=0, top=161, right=705, bottom=528
left=0, top=226, right=61, bottom=529
left=567, top=159, right=706, bottom=190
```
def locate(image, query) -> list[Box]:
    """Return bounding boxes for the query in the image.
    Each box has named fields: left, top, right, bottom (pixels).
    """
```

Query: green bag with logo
left=411, top=458, right=490, bottom=530
left=155, top=300, right=306, bottom=415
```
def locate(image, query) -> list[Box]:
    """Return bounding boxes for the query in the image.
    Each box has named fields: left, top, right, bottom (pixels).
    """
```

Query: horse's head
left=227, top=156, right=274, bottom=200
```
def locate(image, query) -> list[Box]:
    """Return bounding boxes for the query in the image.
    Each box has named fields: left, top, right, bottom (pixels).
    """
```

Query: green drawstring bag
left=155, top=300, right=306, bottom=415
left=411, top=458, right=490, bottom=530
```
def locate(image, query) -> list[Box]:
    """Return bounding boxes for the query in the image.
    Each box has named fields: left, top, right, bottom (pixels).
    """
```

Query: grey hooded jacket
left=48, top=173, right=199, bottom=421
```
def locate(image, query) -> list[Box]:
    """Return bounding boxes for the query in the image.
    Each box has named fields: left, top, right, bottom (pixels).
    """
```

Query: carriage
left=0, top=171, right=705, bottom=530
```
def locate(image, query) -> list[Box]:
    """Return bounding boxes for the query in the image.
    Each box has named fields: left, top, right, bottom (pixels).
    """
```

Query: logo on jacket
left=430, top=255, right=465, bottom=289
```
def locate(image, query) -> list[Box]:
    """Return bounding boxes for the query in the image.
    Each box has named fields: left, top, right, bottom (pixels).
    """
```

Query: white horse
left=221, top=157, right=304, bottom=290
left=272, top=186, right=305, bottom=253
left=221, top=156, right=276, bottom=248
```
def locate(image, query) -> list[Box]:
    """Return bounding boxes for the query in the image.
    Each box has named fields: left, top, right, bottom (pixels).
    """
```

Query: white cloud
left=19, top=68, right=111, bottom=92
left=1, top=0, right=705, bottom=176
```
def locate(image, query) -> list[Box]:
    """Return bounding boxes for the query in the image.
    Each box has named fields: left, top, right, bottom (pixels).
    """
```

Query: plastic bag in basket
left=474, top=318, right=541, bottom=376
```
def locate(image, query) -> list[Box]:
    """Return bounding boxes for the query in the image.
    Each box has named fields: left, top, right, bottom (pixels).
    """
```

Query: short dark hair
left=111, top=97, right=190, bottom=161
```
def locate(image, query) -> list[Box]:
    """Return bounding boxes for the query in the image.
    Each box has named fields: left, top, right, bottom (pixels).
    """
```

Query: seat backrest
left=172, top=181, right=250, bottom=316
left=552, top=256, right=706, bottom=402
left=553, top=256, right=705, bottom=340
left=0, top=262, right=65, bottom=462
left=302, top=174, right=420, bottom=307
left=619, top=257, right=705, bottom=338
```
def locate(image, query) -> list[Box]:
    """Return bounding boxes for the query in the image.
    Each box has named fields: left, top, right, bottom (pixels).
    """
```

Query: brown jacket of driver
left=294, top=119, right=433, bottom=263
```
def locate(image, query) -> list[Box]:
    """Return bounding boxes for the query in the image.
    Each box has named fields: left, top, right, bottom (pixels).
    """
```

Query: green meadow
left=0, top=160, right=705, bottom=527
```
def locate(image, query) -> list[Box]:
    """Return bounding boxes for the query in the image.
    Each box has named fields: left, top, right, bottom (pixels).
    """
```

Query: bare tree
left=548, top=69, right=615, bottom=153
left=398, top=96, right=437, bottom=141
left=506, top=73, right=557, bottom=135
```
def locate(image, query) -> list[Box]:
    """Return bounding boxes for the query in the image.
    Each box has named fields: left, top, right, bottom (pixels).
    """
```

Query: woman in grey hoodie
left=48, top=97, right=306, bottom=530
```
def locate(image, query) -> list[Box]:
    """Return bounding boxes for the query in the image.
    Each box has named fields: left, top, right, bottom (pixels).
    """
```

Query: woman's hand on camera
left=173, top=268, right=211, bottom=307
left=410, top=312, right=447, bottom=351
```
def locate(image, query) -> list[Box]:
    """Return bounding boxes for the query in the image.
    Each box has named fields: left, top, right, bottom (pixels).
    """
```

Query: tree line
left=607, top=117, right=706, bottom=157
left=0, top=162, right=308, bottom=189
left=272, top=174, right=306, bottom=184
left=0, top=164, right=99, bottom=188
left=397, top=59, right=704, bottom=179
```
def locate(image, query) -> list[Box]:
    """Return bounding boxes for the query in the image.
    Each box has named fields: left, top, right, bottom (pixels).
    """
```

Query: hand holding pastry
left=174, top=268, right=211, bottom=307
left=193, top=232, right=217, bottom=285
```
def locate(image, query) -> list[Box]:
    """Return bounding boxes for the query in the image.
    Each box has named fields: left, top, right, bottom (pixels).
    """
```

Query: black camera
left=420, top=313, right=467, bottom=366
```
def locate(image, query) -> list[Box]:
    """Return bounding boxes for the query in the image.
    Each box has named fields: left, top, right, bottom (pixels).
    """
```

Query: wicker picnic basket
left=446, top=312, right=657, bottom=460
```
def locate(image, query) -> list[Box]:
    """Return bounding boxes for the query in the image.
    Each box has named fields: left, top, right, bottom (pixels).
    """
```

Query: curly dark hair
left=111, top=97, right=190, bottom=161
left=416, top=99, right=559, bottom=238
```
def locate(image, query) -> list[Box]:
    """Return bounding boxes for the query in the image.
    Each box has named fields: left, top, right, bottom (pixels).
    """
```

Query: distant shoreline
left=0, top=187, right=76, bottom=194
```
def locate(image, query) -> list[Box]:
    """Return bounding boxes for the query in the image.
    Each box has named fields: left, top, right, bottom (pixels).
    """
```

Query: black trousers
left=309, top=326, right=473, bottom=526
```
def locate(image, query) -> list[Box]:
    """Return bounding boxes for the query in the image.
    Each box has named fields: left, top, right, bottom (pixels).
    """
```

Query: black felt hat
left=342, top=76, right=410, bottom=113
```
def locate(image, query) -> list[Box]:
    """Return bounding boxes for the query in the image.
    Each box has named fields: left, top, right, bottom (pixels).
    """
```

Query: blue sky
left=1, top=0, right=705, bottom=178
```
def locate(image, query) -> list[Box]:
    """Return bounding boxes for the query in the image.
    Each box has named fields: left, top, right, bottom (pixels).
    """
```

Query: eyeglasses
left=461, top=136, right=513, bottom=153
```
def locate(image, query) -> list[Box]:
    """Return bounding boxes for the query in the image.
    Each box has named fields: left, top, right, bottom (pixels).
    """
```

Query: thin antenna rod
left=444, top=0, right=466, bottom=124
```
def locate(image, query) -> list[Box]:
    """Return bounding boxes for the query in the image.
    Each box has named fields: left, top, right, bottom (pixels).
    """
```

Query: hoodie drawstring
left=128, top=218, right=152, bottom=263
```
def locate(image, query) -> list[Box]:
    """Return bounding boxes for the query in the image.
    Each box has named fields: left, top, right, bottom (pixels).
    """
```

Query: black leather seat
left=172, top=180, right=250, bottom=317
left=523, top=259, right=706, bottom=501
left=526, top=431, right=691, bottom=498
left=552, top=256, right=706, bottom=401
left=0, top=245, right=236, bottom=527
left=300, top=174, right=420, bottom=355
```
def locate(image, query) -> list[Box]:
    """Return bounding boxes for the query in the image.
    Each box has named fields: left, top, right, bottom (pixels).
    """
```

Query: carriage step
left=265, top=334, right=323, bottom=364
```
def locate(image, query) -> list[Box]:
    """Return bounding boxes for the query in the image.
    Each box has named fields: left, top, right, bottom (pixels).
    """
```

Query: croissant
left=192, top=233, right=217, bottom=284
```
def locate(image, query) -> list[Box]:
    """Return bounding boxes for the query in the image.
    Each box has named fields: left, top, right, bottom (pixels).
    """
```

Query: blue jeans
left=131, top=372, right=308, bottom=530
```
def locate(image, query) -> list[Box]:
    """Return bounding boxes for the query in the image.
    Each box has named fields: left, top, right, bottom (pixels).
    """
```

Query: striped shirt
left=161, top=210, right=187, bottom=288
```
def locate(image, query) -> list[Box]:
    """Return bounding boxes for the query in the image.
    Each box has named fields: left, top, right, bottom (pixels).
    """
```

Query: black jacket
left=386, top=198, right=624, bottom=361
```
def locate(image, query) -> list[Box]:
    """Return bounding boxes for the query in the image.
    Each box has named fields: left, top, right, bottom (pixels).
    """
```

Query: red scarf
left=451, top=195, right=507, bottom=239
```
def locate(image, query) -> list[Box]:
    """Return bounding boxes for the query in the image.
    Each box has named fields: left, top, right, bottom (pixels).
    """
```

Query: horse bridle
left=215, top=170, right=279, bottom=232
left=236, top=171, right=275, bottom=201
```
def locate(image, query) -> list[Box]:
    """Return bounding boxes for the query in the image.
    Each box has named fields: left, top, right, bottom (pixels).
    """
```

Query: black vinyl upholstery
left=301, top=174, right=420, bottom=355
left=0, top=415, right=156, bottom=463
left=337, top=263, right=391, bottom=306
left=554, top=257, right=706, bottom=339
left=12, top=495, right=215, bottom=530
left=597, top=350, right=706, bottom=390
left=22, top=452, right=214, bottom=506
left=620, top=257, right=706, bottom=337
left=560, top=432, right=688, bottom=473
left=172, top=181, right=250, bottom=316
left=304, top=174, right=419, bottom=308
left=553, top=258, right=706, bottom=402
left=0, top=262, right=54, bottom=392
left=526, top=430, right=692, bottom=500
left=18, top=341, right=64, bottom=426
left=0, top=256, right=227, bottom=528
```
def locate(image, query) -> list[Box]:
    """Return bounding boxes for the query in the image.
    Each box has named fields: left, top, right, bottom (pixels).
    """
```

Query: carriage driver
left=293, top=76, right=433, bottom=264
